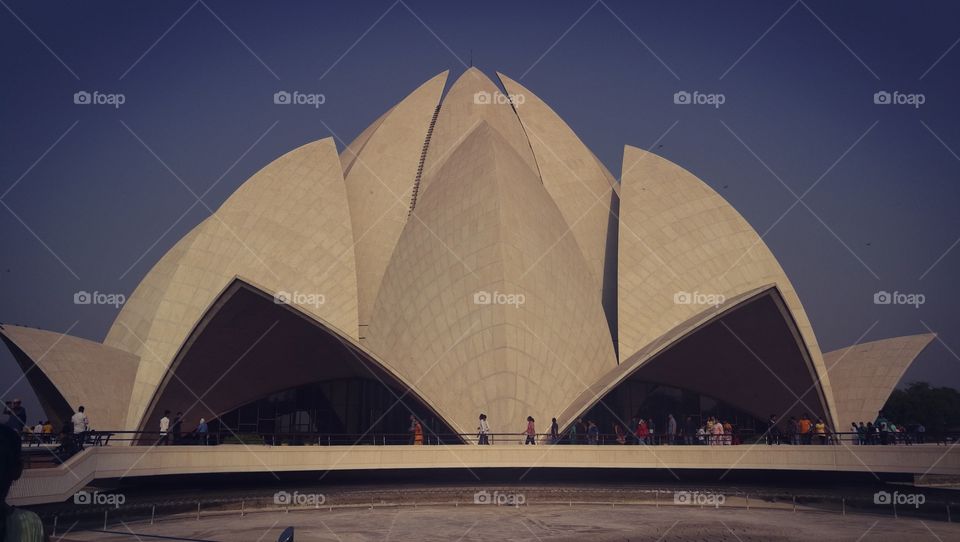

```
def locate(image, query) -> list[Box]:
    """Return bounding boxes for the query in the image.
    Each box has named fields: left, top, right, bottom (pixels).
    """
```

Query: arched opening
left=569, top=288, right=832, bottom=441
left=137, top=279, right=461, bottom=444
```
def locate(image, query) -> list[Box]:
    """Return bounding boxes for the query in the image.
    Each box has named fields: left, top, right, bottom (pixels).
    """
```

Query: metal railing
left=20, top=428, right=959, bottom=452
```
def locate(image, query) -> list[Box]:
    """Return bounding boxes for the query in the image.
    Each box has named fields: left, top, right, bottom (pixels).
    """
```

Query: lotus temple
left=4, top=70, right=955, bottom=505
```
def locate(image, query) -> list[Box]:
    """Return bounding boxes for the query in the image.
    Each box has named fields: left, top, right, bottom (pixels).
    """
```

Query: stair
left=408, top=105, right=441, bottom=217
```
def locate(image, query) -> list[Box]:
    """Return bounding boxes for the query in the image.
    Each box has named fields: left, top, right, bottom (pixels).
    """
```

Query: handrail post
left=151, top=505, right=155, bottom=524
left=103, top=509, right=108, bottom=530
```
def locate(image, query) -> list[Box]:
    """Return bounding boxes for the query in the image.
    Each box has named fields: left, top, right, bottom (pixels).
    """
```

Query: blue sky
left=2, top=0, right=959, bottom=424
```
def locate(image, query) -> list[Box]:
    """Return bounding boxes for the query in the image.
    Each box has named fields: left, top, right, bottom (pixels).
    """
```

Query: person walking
left=567, top=418, right=579, bottom=444
left=666, top=414, right=677, bottom=445
left=814, top=418, right=827, bottom=445
left=32, top=422, right=43, bottom=447
left=614, top=422, right=626, bottom=445
left=587, top=421, right=599, bottom=445
left=413, top=418, right=424, bottom=445
left=71, top=406, right=89, bottom=450
left=799, top=414, right=812, bottom=445
left=549, top=418, right=559, bottom=445
left=408, top=415, right=417, bottom=444
left=197, top=418, right=209, bottom=445
left=524, top=416, right=536, bottom=445
left=159, top=411, right=171, bottom=445
left=766, top=415, right=780, bottom=445
left=477, top=414, right=490, bottom=445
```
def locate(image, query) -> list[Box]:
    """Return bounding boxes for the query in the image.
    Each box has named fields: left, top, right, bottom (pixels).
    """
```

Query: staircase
left=408, top=105, right=441, bottom=217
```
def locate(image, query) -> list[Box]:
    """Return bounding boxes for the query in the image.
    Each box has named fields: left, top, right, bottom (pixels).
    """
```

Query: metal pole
left=656, top=490, right=659, bottom=508
left=103, top=510, right=108, bottom=530
left=53, top=516, right=58, bottom=537
left=792, top=496, right=796, bottom=512
left=746, top=494, right=749, bottom=510
left=241, top=499, right=245, bottom=517
left=151, top=505, right=155, bottom=524
left=197, top=501, right=201, bottom=520
left=842, top=498, right=845, bottom=516
left=948, top=503, right=952, bottom=523
left=893, top=498, right=897, bottom=519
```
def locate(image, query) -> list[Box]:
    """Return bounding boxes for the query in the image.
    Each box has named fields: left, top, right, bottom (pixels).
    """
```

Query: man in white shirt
left=71, top=406, right=89, bottom=449
left=159, top=411, right=171, bottom=445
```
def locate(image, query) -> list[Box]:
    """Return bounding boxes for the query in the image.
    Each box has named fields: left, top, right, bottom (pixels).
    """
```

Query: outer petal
left=1, top=324, right=138, bottom=431
left=824, top=334, right=936, bottom=426
left=617, top=146, right=838, bottom=427
left=107, top=138, right=358, bottom=430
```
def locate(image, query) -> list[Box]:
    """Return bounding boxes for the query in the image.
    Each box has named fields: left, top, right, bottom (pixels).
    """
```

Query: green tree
left=882, top=381, right=960, bottom=433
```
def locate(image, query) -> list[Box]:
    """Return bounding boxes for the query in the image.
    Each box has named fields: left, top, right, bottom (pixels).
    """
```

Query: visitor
left=32, top=421, right=44, bottom=447
left=71, top=406, right=89, bottom=450
left=567, top=419, right=578, bottom=444
left=197, top=418, right=209, bottom=445
left=647, top=418, right=657, bottom=445
left=55, top=426, right=78, bottom=461
left=413, top=418, right=424, bottom=445
left=766, top=415, right=779, bottom=445
left=799, top=414, right=812, bottom=445
left=722, top=420, right=733, bottom=445
left=683, top=416, right=696, bottom=445
left=666, top=414, right=677, bottom=445
left=879, top=422, right=889, bottom=445
left=524, top=416, right=536, bottom=445
left=549, top=417, right=559, bottom=445
left=159, top=410, right=171, bottom=445
left=42, top=421, right=53, bottom=444
left=477, top=414, right=490, bottom=445
left=710, top=418, right=724, bottom=446
left=1, top=425, right=47, bottom=541
left=587, top=420, right=599, bottom=445
left=408, top=414, right=417, bottom=444
left=614, top=422, right=626, bottom=445
left=636, top=418, right=649, bottom=445
left=814, top=418, right=827, bottom=445
left=917, top=423, right=926, bottom=444
left=852, top=422, right=862, bottom=445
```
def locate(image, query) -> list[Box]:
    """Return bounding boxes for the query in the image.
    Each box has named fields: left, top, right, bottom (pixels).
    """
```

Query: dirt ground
left=63, top=504, right=960, bottom=541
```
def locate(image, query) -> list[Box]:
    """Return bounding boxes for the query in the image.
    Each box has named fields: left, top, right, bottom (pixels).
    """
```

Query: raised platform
left=11, top=443, right=960, bottom=506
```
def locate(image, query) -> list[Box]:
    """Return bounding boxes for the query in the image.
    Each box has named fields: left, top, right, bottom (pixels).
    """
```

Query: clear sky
left=2, top=0, right=958, bottom=425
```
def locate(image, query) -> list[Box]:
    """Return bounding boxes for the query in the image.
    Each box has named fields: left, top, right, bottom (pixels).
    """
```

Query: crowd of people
left=463, top=412, right=928, bottom=446
left=1, top=400, right=93, bottom=461
left=848, top=412, right=926, bottom=445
